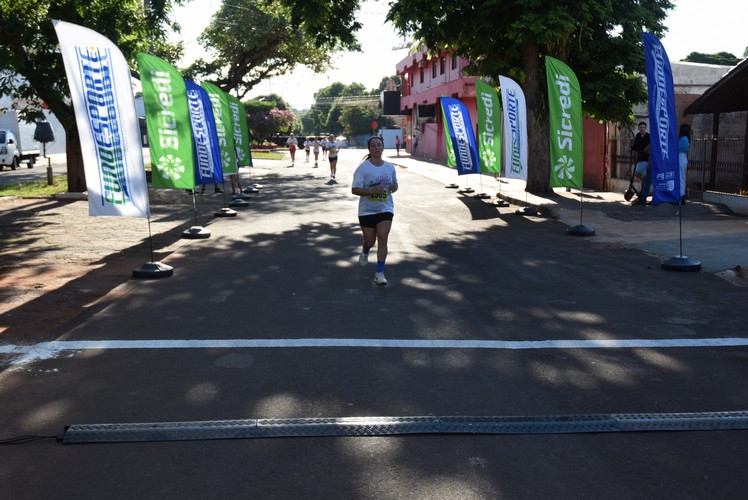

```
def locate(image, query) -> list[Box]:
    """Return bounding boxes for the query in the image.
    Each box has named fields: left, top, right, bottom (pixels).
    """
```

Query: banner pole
left=566, top=187, right=595, bottom=236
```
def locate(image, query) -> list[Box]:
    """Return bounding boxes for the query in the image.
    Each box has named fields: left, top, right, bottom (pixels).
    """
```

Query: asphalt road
left=0, top=155, right=67, bottom=185
left=1, top=151, right=747, bottom=499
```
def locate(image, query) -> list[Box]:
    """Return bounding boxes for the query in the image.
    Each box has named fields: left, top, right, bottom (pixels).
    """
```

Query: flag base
left=472, top=193, right=490, bottom=199
left=243, top=186, right=260, bottom=193
left=182, top=226, right=211, bottom=239
left=228, top=198, right=249, bottom=208
left=493, top=199, right=510, bottom=207
left=132, top=261, right=173, bottom=279
left=515, top=207, right=537, bottom=216
left=661, top=256, right=701, bottom=272
left=567, top=224, right=595, bottom=236
left=458, top=187, right=475, bottom=194
left=233, top=193, right=251, bottom=200
left=445, top=184, right=459, bottom=189
left=214, top=207, right=238, bottom=218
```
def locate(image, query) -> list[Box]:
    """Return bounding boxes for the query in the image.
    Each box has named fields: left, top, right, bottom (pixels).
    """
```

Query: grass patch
left=251, top=150, right=285, bottom=160
left=0, top=176, right=68, bottom=197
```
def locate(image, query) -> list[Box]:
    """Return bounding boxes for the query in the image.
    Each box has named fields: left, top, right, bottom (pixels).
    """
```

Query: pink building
left=396, top=48, right=478, bottom=161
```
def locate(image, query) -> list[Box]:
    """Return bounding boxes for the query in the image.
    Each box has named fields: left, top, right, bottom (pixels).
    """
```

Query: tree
left=246, top=108, right=297, bottom=140
left=683, top=51, right=740, bottom=66
left=388, top=0, right=673, bottom=193
left=339, top=104, right=394, bottom=136
left=185, top=0, right=340, bottom=98
left=0, top=0, right=183, bottom=192
left=305, top=81, right=374, bottom=134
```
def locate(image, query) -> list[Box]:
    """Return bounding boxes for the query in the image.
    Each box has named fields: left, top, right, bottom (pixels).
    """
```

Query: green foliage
left=305, top=81, right=375, bottom=135
left=246, top=108, right=298, bottom=140
left=387, top=0, right=673, bottom=192
left=339, top=105, right=394, bottom=136
left=374, top=76, right=402, bottom=93
left=0, top=176, right=68, bottom=197
left=185, top=0, right=354, bottom=98
left=278, top=0, right=363, bottom=51
left=683, top=51, right=740, bottom=66
left=0, top=0, right=183, bottom=192
left=243, top=94, right=290, bottom=113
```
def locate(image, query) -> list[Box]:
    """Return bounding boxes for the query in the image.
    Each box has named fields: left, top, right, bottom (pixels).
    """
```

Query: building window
left=451, top=54, right=458, bottom=70
left=420, top=67, right=424, bottom=84
left=432, top=60, right=437, bottom=78
left=440, top=56, right=446, bottom=75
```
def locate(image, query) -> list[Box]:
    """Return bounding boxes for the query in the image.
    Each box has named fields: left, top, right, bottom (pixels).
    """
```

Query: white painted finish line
left=2, top=337, right=748, bottom=365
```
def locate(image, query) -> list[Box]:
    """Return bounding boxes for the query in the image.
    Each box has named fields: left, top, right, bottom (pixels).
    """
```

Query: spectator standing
left=630, top=122, right=651, bottom=205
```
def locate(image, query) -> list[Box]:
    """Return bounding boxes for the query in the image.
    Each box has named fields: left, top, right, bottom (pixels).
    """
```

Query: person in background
left=412, top=134, right=418, bottom=156
left=630, top=122, right=651, bottom=206
left=303, top=137, right=311, bottom=163
left=395, top=135, right=401, bottom=156
left=678, top=123, right=691, bottom=204
left=286, top=133, right=298, bottom=166
left=327, top=134, right=340, bottom=183
left=312, top=137, right=321, bottom=168
left=351, top=136, right=399, bottom=286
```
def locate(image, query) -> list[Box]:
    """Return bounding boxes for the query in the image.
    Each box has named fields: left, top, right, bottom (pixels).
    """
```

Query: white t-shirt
left=327, top=141, right=340, bottom=158
left=352, top=159, right=398, bottom=216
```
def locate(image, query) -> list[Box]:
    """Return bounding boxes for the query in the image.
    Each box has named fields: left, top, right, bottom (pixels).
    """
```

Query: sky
left=171, top=0, right=746, bottom=110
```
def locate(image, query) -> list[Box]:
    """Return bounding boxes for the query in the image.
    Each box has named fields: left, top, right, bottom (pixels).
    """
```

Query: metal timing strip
left=59, top=410, right=748, bottom=443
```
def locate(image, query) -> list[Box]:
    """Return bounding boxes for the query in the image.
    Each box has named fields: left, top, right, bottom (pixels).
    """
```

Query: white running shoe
left=359, top=252, right=369, bottom=266
left=374, top=272, right=387, bottom=286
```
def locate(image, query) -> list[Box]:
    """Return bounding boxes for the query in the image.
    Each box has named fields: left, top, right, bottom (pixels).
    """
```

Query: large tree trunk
left=64, top=126, right=86, bottom=193
left=522, top=43, right=552, bottom=194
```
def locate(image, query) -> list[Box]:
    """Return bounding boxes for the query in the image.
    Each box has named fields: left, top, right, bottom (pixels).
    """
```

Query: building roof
left=683, top=57, right=748, bottom=115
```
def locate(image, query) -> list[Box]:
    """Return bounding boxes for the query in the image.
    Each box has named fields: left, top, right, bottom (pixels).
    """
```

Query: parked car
left=0, top=110, right=40, bottom=171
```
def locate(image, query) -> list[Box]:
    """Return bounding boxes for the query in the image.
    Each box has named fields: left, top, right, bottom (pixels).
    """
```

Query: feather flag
left=53, top=20, right=149, bottom=217
left=643, top=33, right=680, bottom=205
left=137, top=53, right=194, bottom=189
left=499, top=76, right=528, bottom=181
left=546, top=57, right=583, bottom=189
left=440, top=97, right=479, bottom=175
left=475, top=80, right=502, bottom=175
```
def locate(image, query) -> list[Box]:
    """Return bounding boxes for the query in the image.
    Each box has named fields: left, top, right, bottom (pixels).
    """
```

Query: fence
left=610, top=137, right=748, bottom=197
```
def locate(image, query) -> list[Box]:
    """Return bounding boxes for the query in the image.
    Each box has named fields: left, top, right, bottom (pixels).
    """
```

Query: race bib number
left=368, top=189, right=389, bottom=202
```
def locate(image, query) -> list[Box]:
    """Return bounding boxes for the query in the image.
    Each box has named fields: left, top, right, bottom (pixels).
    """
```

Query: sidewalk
left=389, top=152, right=748, bottom=279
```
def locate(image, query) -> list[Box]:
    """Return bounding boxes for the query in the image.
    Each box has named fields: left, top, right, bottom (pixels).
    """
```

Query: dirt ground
left=0, top=189, right=231, bottom=342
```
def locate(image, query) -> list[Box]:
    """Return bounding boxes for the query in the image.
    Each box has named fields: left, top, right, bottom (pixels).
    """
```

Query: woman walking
left=351, top=136, right=399, bottom=286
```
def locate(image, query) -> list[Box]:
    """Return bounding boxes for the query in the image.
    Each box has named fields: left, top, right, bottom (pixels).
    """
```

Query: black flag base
left=233, top=192, right=251, bottom=200
left=214, top=207, right=238, bottom=218
left=445, top=183, right=459, bottom=189
left=661, top=255, right=701, bottom=272
left=458, top=187, right=475, bottom=194
left=567, top=224, right=596, bottom=237
left=182, top=226, right=211, bottom=239
left=243, top=186, right=260, bottom=193
left=493, top=199, right=510, bottom=207
left=132, top=261, right=174, bottom=279
left=472, top=192, right=491, bottom=200
left=228, top=198, right=249, bottom=208
left=515, top=207, right=537, bottom=216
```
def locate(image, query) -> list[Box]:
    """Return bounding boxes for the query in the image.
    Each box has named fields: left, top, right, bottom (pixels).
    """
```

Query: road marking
left=2, top=337, right=748, bottom=366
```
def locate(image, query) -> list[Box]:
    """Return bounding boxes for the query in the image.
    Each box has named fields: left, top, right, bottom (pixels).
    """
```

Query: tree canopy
left=0, top=0, right=182, bottom=192
left=683, top=51, right=740, bottom=66
left=387, top=0, right=673, bottom=193
left=185, top=0, right=340, bottom=98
